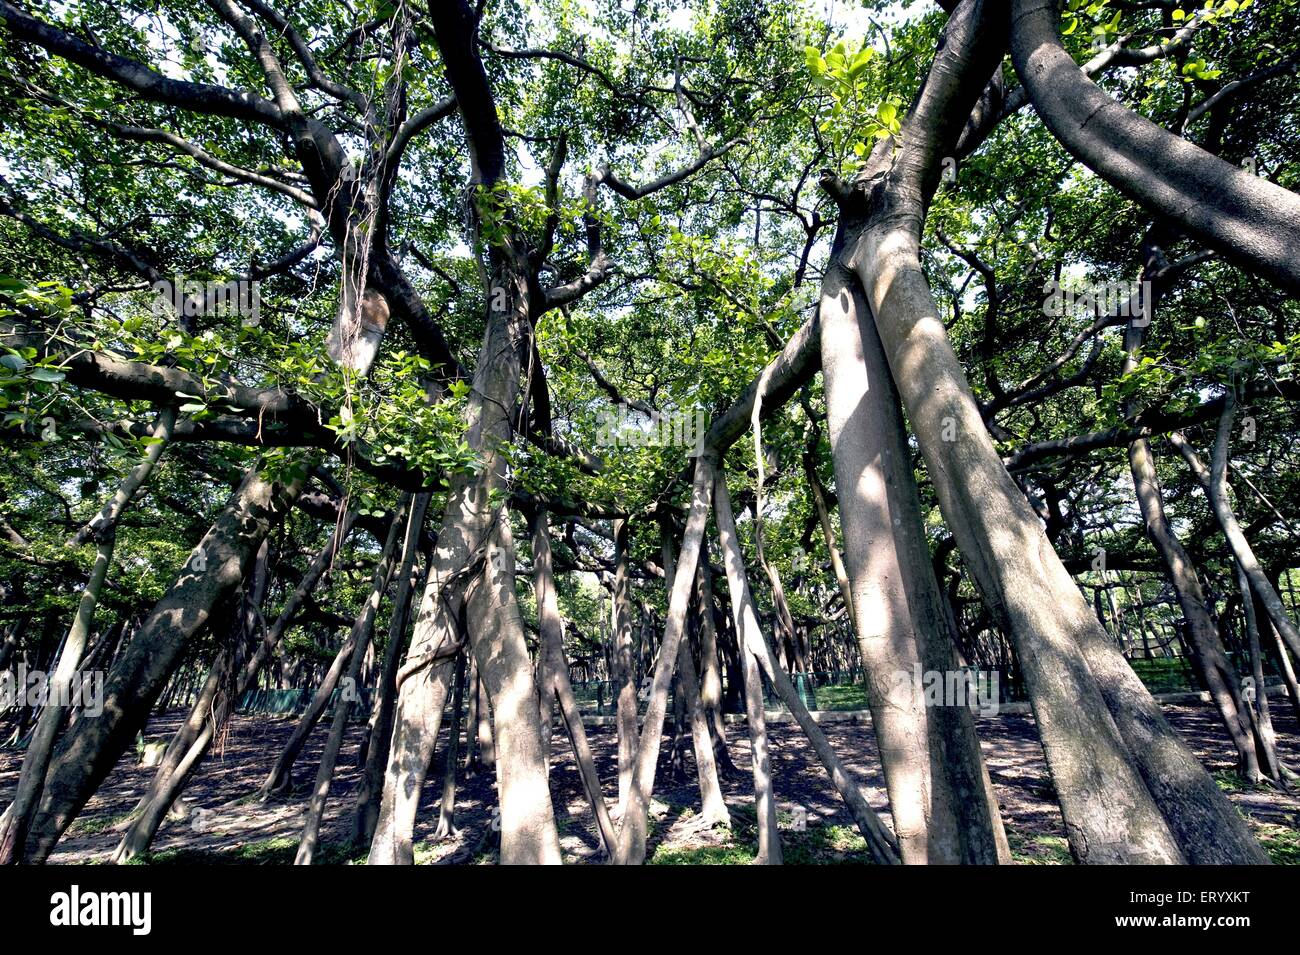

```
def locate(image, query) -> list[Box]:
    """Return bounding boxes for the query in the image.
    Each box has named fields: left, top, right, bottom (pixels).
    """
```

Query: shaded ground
left=1, top=700, right=1297, bottom=864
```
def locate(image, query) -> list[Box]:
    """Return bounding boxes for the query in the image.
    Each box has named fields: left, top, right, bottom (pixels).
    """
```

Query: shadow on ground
left=1, top=701, right=1296, bottom=864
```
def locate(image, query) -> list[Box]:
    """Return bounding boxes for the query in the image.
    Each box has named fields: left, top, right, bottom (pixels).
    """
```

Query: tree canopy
left=0, top=0, right=1297, bottom=868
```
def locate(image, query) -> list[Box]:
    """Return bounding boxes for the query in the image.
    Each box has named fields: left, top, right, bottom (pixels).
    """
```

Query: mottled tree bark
left=820, top=261, right=1006, bottom=863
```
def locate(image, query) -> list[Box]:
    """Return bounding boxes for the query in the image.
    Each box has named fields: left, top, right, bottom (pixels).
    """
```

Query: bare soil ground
left=2, top=701, right=1297, bottom=864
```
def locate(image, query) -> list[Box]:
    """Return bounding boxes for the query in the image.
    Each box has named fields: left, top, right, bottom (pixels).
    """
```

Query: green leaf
left=848, top=47, right=874, bottom=77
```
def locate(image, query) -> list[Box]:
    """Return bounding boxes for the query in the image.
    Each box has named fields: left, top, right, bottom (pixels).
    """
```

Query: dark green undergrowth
left=127, top=836, right=369, bottom=866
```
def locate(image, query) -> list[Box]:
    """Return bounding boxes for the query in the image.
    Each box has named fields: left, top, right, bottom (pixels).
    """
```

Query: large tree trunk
left=842, top=0, right=1262, bottom=864
left=529, top=508, right=618, bottom=855
left=610, top=518, right=639, bottom=812
left=353, top=495, right=431, bottom=847
left=464, top=515, right=562, bottom=863
left=368, top=471, right=560, bottom=864
left=659, top=524, right=729, bottom=826
left=854, top=189, right=1255, bottom=863
left=819, top=261, right=1005, bottom=863
left=20, top=463, right=305, bottom=862
left=296, top=496, right=410, bottom=863
left=713, top=472, right=898, bottom=864
left=368, top=2, right=560, bottom=864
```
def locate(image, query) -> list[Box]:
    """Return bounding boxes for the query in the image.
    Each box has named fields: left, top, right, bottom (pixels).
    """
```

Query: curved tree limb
left=1009, top=0, right=1300, bottom=293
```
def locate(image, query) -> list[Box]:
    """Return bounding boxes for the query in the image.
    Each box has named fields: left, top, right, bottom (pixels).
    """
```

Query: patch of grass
left=1128, top=658, right=1197, bottom=693
left=1008, top=831, right=1074, bottom=865
left=649, top=805, right=875, bottom=865
left=1252, top=820, right=1300, bottom=865
left=806, top=683, right=868, bottom=711
left=65, top=811, right=133, bottom=837
left=780, top=824, right=874, bottom=864
left=412, top=842, right=443, bottom=864
left=1214, top=770, right=1247, bottom=793
left=650, top=843, right=754, bottom=865
left=1211, top=769, right=1275, bottom=793
left=130, top=836, right=368, bottom=866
